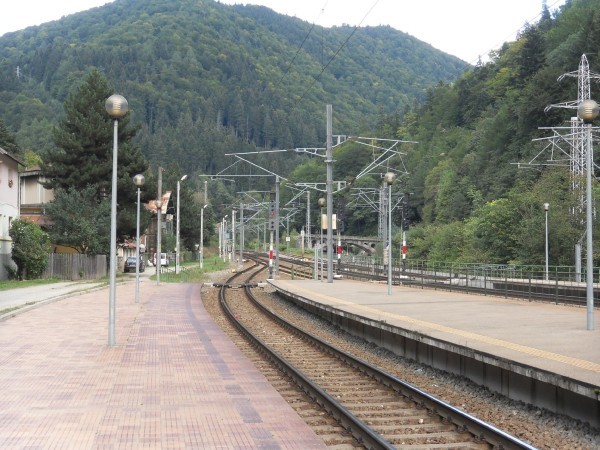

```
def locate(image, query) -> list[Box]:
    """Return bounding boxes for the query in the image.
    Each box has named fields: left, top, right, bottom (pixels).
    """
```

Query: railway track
left=218, top=262, right=536, bottom=449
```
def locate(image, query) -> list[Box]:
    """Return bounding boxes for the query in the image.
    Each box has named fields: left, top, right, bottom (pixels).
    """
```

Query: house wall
left=0, top=155, right=20, bottom=280
left=21, top=173, right=54, bottom=205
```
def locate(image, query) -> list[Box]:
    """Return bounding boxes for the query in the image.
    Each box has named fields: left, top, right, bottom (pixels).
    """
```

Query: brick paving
left=0, top=282, right=326, bottom=449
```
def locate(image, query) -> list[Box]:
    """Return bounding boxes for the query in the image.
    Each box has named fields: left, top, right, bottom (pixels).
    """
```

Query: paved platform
left=269, top=279, right=600, bottom=385
left=0, top=281, right=326, bottom=449
left=268, top=278, right=600, bottom=426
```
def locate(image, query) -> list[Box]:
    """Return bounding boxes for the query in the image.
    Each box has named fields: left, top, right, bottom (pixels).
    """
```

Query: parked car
left=124, top=256, right=145, bottom=273
left=153, top=252, right=169, bottom=267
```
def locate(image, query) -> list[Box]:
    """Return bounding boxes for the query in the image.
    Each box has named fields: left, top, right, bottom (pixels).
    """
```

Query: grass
left=0, top=253, right=228, bottom=291
left=148, top=256, right=231, bottom=283
left=0, top=278, right=63, bottom=291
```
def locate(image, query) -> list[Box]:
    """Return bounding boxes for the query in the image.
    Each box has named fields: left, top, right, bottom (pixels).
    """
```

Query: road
left=0, top=281, right=107, bottom=313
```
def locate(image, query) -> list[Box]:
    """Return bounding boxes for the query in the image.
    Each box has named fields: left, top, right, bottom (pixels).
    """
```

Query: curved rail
left=220, top=258, right=537, bottom=450
left=218, top=264, right=393, bottom=449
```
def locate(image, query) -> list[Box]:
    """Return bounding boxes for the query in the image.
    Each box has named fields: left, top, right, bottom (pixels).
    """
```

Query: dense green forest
left=2, top=0, right=600, bottom=267
left=0, top=0, right=464, bottom=179
left=298, top=0, right=600, bottom=267
left=0, top=0, right=465, bottom=255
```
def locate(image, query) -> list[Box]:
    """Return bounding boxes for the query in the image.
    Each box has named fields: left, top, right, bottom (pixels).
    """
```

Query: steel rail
left=219, top=264, right=393, bottom=449
left=222, top=258, right=536, bottom=449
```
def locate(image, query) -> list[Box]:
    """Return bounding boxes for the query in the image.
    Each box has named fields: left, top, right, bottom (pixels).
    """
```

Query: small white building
left=0, top=146, right=25, bottom=280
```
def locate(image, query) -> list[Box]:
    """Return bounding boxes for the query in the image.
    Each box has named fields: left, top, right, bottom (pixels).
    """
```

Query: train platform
left=0, top=281, right=326, bottom=449
left=268, top=278, right=600, bottom=427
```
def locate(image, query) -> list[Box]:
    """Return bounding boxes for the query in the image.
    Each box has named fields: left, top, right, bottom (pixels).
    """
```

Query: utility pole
left=239, top=203, right=244, bottom=269
left=275, top=176, right=280, bottom=275
left=326, top=104, right=334, bottom=283
left=231, top=209, right=236, bottom=264
left=306, top=190, right=311, bottom=253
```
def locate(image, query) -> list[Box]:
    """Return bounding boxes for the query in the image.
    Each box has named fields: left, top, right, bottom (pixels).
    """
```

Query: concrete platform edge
left=269, top=280, right=600, bottom=428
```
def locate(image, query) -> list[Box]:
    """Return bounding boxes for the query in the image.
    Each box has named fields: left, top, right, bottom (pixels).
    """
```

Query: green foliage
left=4, top=0, right=600, bottom=268
left=385, top=0, right=600, bottom=266
left=22, top=149, right=43, bottom=167
left=0, top=0, right=464, bottom=178
left=9, top=219, right=51, bottom=280
left=41, top=69, right=148, bottom=241
left=0, top=118, right=21, bottom=156
left=465, top=198, right=521, bottom=264
left=44, top=186, right=111, bottom=255
left=405, top=222, right=467, bottom=262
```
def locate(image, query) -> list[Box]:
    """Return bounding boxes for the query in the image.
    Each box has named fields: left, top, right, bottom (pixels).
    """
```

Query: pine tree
left=0, top=118, right=21, bottom=156
left=42, top=68, right=149, bottom=241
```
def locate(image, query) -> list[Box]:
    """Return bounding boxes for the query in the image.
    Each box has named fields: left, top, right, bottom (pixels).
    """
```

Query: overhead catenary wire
left=292, top=0, right=380, bottom=109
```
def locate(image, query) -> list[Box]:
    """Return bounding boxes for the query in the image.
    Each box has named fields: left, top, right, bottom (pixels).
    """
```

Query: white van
left=153, top=253, right=169, bottom=267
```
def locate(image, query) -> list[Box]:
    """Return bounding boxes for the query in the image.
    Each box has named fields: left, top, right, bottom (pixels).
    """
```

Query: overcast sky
left=0, top=0, right=567, bottom=63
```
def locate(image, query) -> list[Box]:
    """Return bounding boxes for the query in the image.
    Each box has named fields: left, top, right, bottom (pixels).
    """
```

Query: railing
left=340, top=255, right=599, bottom=306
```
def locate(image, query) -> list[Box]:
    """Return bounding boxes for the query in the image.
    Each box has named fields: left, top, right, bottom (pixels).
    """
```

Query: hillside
left=0, top=0, right=466, bottom=178
left=306, top=0, right=600, bottom=267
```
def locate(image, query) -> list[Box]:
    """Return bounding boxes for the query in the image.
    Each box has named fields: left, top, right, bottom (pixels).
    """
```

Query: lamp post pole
left=544, top=203, right=549, bottom=281
left=385, top=172, right=396, bottom=295
left=200, top=204, right=207, bottom=270
left=105, top=94, right=128, bottom=347
left=133, top=174, right=145, bottom=304
left=175, top=174, right=187, bottom=275
left=578, top=98, right=599, bottom=331
left=218, top=221, right=222, bottom=260
left=156, top=167, right=163, bottom=285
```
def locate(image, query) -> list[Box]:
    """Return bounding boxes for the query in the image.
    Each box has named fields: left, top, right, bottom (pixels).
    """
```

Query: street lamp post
left=156, top=167, right=163, bottom=285
left=578, top=98, right=599, bottom=331
left=133, top=174, right=145, bottom=304
left=544, top=202, right=549, bottom=281
left=384, top=172, right=396, bottom=295
left=155, top=199, right=162, bottom=284
left=175, top=174, right=188, bottom=274
left=200, top=204, right=207, bottom=270
left=105, top=94, right=128, bottom=347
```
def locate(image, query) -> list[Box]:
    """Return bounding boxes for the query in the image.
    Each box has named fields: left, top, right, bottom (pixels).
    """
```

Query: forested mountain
left=5, top=0, right=595, bottom=268
left=0, top=0, right=465, bottom=184
left=302, top=0, right=600, bottom=267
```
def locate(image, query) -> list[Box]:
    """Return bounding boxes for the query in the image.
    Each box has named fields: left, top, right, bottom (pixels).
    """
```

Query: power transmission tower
left=517, top=54, right=600, bottom=279
left=541, top=54, right=600, bottom=218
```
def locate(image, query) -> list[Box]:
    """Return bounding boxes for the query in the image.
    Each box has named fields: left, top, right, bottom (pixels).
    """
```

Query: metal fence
left=340, top=255, right=599, bottom=305
left=42, top=253, right=108, bottom=281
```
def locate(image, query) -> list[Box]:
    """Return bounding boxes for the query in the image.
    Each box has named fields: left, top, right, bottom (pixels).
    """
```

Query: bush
left=9, top=219, right=51, bottom=280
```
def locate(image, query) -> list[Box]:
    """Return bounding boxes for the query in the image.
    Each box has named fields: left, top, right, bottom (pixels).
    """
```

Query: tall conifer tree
left=42, top=68, right=148, bottom=240
left=0, top=119, right=21, bottom=156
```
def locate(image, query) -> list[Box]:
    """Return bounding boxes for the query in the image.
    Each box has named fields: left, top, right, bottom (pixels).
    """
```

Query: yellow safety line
left=288, top=284, right=600, bottom=373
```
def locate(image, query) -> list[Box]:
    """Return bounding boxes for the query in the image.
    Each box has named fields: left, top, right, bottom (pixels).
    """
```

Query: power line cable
left=293, top=0, right=380, bottom=109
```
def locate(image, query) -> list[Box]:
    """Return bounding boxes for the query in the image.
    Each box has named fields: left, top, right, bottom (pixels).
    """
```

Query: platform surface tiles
left=0, top=282, right=326, bottom=449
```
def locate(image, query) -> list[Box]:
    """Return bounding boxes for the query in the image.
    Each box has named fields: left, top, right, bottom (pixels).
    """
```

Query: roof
left=0, top=146, right=26, bottom=166
left=20, top=166, right=43, bottom=176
